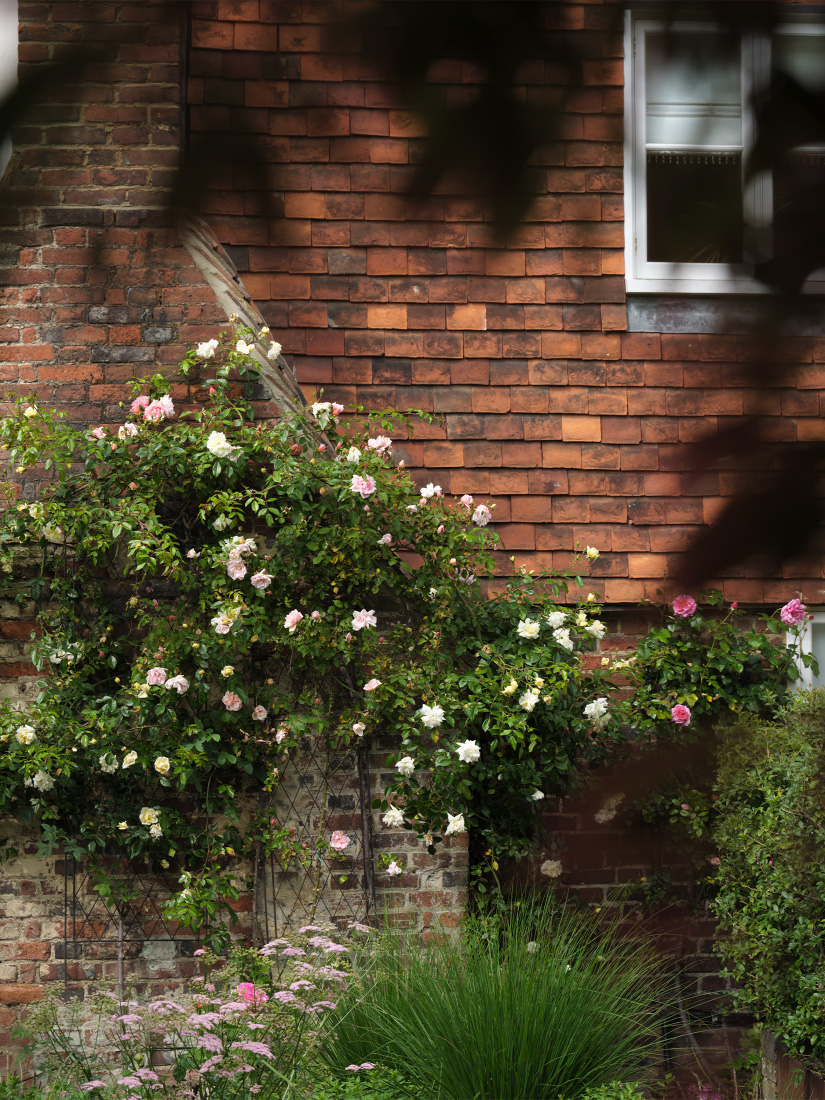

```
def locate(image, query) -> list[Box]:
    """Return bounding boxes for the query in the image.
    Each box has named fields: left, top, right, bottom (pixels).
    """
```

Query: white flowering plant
left=0, top=327, right=634, bottom=929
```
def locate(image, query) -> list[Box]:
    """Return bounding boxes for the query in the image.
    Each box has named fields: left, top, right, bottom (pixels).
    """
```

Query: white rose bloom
left=553, top=627, right=574, bottom=651
left=33, top=770, right=54, bottom=792
left=23, top=406, right=38, bottom=418
left=345, top=446, right=361, bottom=463
left=445, top=812, right=466, bottom=836
left=502, top=680, right=518, bottom=695
left=118, top=821, right=128, bottom=831
left=99, top=755, right=118, bottom=775
left=395, top=756, right=416, bottom=778
left=419, top=483, right=441, bottom=500
left=136, top=684, right=150, bottom=698
left=206, top=431, right=233, bottom=459
left=419, top=703, right=445, bottom=729
left=186, top=548, right=200, bottom=559
left=545, top=611, right=567, bottom=629
left=540, top=859, right=563, bottom=879
left=352, top=722, right=365, bottom=737
left=585, top=546, right=599, bottom=560
left=221, top=665, right=234, bottom=677
left=196, top=339, right=219, bottom=359
left=531, top=790, right=545, bottom=801
left=154, top=757, right=171, bottom=776
left=594, top=793, right=625, bottom=824
left=212, top=516, right=231, bottom=532
left=575, top=611, right=588, bottom=628
left=382, top=806, right=405, bottom=827
left=585, top=620, right=606, bottom=639
left=517, top=619, right=540, bottom=640
left=149, top=823, right=163, bottom=839
left=15, top=725, right=37, bottom=746
left=236, top=339, right=254, bottom=355
left=519, top=690, right=540, bottom=713
left=456, top=739, right=481, bottom=764
left=527, top=941, right=538, bottom=954
left=139, top=807, right=159, bottom=826
left=122, top=751, right=138, bottom=769
left=583, top=698, right=609, bottom=727
left=266, top=340, right=282, bottom=361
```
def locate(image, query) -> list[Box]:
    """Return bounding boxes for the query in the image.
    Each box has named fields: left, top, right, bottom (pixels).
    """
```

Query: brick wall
left=187, top=0, right=825, bottom=606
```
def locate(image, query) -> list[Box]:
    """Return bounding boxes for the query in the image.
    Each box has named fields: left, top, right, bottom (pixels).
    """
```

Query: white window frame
left=624, top=10, right=825, bottom=295
left=0, top=0, right=18, bottom=180
left=790, top=609, right=822, bottom=691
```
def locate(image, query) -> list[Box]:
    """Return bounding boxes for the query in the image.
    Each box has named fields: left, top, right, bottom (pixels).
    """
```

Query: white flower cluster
left=594, top=793, right=625, bottom=825
left=583, top=697, right=609, bottom=729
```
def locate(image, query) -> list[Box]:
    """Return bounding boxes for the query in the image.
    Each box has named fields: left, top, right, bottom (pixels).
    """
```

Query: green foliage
left=0, top=328, right=623, bottom=937
left=317, top=900, right=671, bottom=1100
left=580, top=1084, right=646, bottom=1100
left=304, top=1069, right=414, bottom=1100
left=712, top=691, right=825, bottom=1067
left=623, top=590, right=802, bottom=737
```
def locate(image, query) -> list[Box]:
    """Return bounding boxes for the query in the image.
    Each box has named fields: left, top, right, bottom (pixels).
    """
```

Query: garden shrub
left=712, top=690, right=825, bottom=1069
left=0, top=326, right=626, bottom=938
left=317, top=899, right=671, bottom=1100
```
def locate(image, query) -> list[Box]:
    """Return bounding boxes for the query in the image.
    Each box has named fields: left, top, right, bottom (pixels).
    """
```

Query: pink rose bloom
left=146, top=667, right=167, bottom=686
left=780, top=598, right=806, bottom=626
left=377, top=533, right=392, bottom=546
left=165, top=675, right=189, bottom=694
left=275, top=728, right=287, bottom=744
left=226, top=559, right=247, bottom=581
left=386, top=861, right=402, bottom=877
left=158, top=394, right=174, bottom=418
left=367, top=435, right=392, bottom=455
left=311, top=610, right=321, bottom=619
left=129, top=482, right=137, bottom=490
left=252, top=705, right=267, bottom=721
left=459, top=494, right=473, bottom=508
left=284, top=609, right=303, bottom=633
left=350, top=474, right=376, bottom=499
left=143, top=399, right=166, bottom=422
left=91, top=426, right=106, bottom=439
left=130, top=395, right=150, bottom=415
left=671, top=594, right=697, bottom=618
left=222, top=692, right=242, bottom=712
left=363, top=678, right=381, bottom=692
left=671, top=704, right=691, bottom=726
left=437, top=524, right=444, bottom=534
left=332, top=402, right=344, bottom=416
left=290, top=443, right=301, bottom=454
left=472, top=504, right=491, bottom=527
left=330, top=830, right=350, bottom=851
left=193, top=948, right=206, bottom=956
left=352, top=609, right=377, bottom=631
left=237, top=983, right=268, bottom=1006
left=731, top=601, right=739, bottom=610
left=251, top=571, right=272, bottom=590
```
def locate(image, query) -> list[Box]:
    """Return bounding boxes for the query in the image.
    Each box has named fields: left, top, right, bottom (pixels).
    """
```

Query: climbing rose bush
left=0, top=329, right=628, bottom=932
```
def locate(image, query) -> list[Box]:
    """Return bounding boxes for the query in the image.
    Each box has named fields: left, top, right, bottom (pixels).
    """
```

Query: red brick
left=562, top=415, right=601, bottom=442
left=446, top=304, right=486, bottom=330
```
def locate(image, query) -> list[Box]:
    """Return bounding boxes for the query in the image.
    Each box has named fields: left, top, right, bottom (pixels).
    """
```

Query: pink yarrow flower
left=222, top=692, right=242, bottom=712
left=672, top=594, right=698, bottom=618
left=330, top=830, right=350, bottom=851
left=780, top=598, right=807, bottom=626
left=350, top=474, right=376, bottom=498
left=284, top=609, right=303, bottom=633
left=671, top=704, right=691, bottom=726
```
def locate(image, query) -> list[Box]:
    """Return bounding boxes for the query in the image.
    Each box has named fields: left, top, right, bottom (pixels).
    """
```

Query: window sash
left=624, top=13, right=825, bottom=294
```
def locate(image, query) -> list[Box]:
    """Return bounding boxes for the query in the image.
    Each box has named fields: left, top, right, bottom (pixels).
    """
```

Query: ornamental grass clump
left=318, top=901, right=671, bottom=1100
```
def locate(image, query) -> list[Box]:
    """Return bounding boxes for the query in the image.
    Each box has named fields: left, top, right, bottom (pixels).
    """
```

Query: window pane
left=810, top=619, right=825, bottom=686
left=646, top=32, right=742, bottom=147
left=775, top=32, right=825, bottom=95
left=647, top=151, right=744, bottom=263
